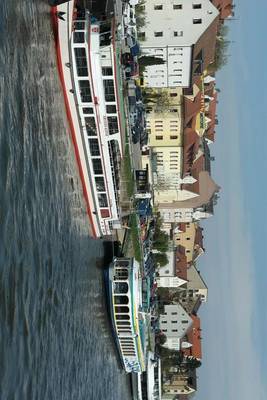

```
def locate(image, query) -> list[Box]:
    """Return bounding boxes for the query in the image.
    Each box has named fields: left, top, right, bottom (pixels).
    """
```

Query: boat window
left=115, top=306, right=129, bottom=314
left=103, top=80, right=115, bottom=102
left=74, top=21, right=85, bottom=30
left=107, top=116, right=119, bottom=135
left=88, top=139, right=100, bottom=156
left=83, top=107, right=94, bottom=115
left=98, top=193, right=108, bottom=208
left=102, top=67, right=113, bottom=76
left=106, top=105, right=117, bottom=114
left=114, top=295, right=129, bottom=305
left=114, top=282, right=128, bottom=294
left=116, top=314, right=130, bottom=321
left=74, top=48, right=88, bottom=77
left=78, top=80, right=92, bottom=102
left=74, top=31, right=85, bottom=43
left=116, top=321, right=131, bottom=326
left=85, top=117, right=97, bottom=136
left=115, top=268, right=128, bottom=280
left=92, top=159, right=103, bottom=175
left=95, top=177, right=106, bottom=192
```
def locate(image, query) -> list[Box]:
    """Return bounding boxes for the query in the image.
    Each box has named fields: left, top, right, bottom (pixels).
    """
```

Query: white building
left=139, top=0, right=219, bottom=87
left=160, top=304, right=193, bottom=350
left=156, top=276, right=187, bottom=288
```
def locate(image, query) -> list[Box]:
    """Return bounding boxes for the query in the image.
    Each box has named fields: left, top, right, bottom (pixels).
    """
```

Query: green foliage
left=142, top=88, right=171, bottom=113
left=135, top=0, right=146, bottom=29
left=153, top=252, right=168, bottom=266
left=128, top=214, right=142, bottom=263
left=122, top=144, right=135, bottom=197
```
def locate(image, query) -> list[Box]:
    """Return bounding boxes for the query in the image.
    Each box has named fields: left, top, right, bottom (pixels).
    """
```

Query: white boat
left=105, top=257, right=146, bottom=373
left=51, top=1, right=123, bottom=237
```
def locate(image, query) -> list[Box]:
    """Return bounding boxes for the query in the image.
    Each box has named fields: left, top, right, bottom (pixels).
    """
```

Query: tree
left=142, top=88, right=171, bottom=113
left=154, top=252, right=168, bottom=266
left=135, top=0, right=146, bottom=29
left=156, top=332, right=167, bottom=345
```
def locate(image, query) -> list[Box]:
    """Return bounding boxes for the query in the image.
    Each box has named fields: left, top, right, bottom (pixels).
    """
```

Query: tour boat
left=105, top=257, right=146, bottom=373
left=51, top=0, right=124, bottom=238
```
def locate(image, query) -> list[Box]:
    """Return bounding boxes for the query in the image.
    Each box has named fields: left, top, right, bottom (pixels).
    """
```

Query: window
left=156, top=135, right=163, bottom=140
left=170, top=92, right=178, bottom=97
left=170, top=109, right=178, bottom=113
left=78, top=80, right=92, bottom=102
left=171, top=312, right=177, bottom=315
left=107, top=116, right=119, bottom=135
left=83, top=107, right=94, bottom=115
left=85, top=117, right=97, bottom=136
left=154, top=4, right=163, bottom=9
left=114, top=295, right=129, bottom=305
left=106, top=105, right=116, bottom=114
left=95, top=177, right=105, bottom=192
left=74, top=48, right=88, bottom=77
left=73, top=31, right=84, bottom=43
left=193, top=3, right=202, bottom=9
left=162, top=329, right=167, bottom=332
left=92, top=159, right=103, bottom=174
left=89, top=139, right=100, bottom=156
left=74, top=21, right=85, bottom=30
left=114, top=282, right=129, bottom=294
left=98, top=193, right=108, bottom=207
left=174, top=30, right=183, bottom=37
left=173, top=4, right=182, bottom=9
left=186, top=249, right=190, bottom=253
left=102, top=67, right=113, bottom=76
left=171, top=321, right=178, bottom=324
left=104, top=79, right=115, bottom=102
left=182, top=320, right=189, bottom=324
left=154, top=31, right=163, bottom=37
left=161, top=320, right=167, bottom=324
left=172, top=329, right=178, bottom=332
left=115, top=306, right=129, bottom=313
left=170, top=135, right=178, bottom=139
left=193, top=18, right=202, bottom=24
left=186, top=237, right=190, bottom=240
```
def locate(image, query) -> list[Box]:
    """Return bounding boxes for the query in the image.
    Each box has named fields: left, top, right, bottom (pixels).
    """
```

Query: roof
left=194, top=226, right=204, bottom=249
left=192, top=16, right=220, bottom=74
left=183, top=315, right=202, bottom=359
left=183, top=90, right=203, bottom=127
left=183, top=128, right=200, bottom=176
left=178, top=223, right=187, bottom=233
left=182, top=154, right=205, bottom=195
left=210, top=0, right=233, bottom=19
left=175, top=246, right=188, bottom=280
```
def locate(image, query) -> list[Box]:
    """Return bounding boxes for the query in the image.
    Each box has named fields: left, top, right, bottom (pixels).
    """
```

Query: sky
left=197, top=0, right=267, bottom=399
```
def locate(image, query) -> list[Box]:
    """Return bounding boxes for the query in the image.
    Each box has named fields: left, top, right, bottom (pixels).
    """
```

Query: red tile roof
left=192, top=16, right=220, bottom=74
left=182, top=155, right=205, bottom=194
left=178, top=223, right=187, bottom=233
left=211, top=0, right=233, bottom=19
left=194, top=227, right=204, bottom=249
left=183, top=128, right=200, bottom=176
left=183, top=91, right=203, bottom=127
left=175, top=246, right=188, bottom=280
left=183, top=315, right=202, bottom=360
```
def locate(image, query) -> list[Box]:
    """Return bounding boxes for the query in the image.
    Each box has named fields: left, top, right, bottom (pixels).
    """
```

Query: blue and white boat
left=105, top=257, right=146, bottom=374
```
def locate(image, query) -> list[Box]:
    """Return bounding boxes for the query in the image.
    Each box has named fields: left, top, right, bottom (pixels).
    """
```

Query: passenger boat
left=105, top=257, right=146, bottom=373
left=51, top=0, right=124, bottom=237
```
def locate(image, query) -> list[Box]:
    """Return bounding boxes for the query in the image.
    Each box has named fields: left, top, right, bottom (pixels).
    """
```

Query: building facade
left=139, top=0, right=219, bottom=88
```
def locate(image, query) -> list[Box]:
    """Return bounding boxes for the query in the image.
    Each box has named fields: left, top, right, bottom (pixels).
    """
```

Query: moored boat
left=51, top=0, right=124, bottom=238
left=105, top=257, right=146, bottom=374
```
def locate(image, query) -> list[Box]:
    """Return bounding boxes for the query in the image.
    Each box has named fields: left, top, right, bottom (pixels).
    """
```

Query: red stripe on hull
left=51, top=8, right=98, bottom=238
